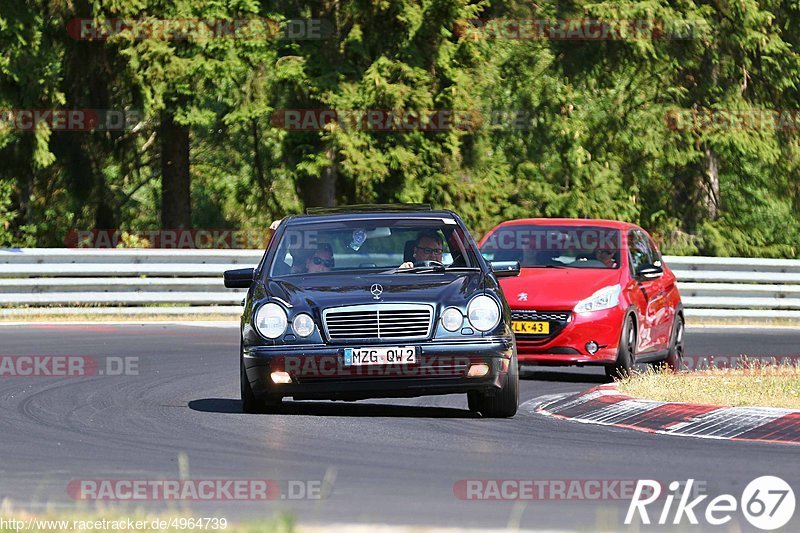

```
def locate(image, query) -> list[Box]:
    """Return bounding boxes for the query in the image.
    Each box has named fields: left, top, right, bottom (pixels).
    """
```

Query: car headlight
left=254, top=303, right=288, bottom=339
left=441, top=307, right=464, bottom=332
left=467, top=295, right=501, bottom=332
left=574, top=284, right=621, bottom=314
left=292, top=313, right=315, bottom=337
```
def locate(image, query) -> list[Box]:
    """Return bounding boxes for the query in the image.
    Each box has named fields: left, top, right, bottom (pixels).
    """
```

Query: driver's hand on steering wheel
left=399, top=261, right=414, bottom=269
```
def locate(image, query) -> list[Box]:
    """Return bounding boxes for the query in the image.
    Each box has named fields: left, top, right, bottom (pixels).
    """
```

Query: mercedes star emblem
left=370, top=283, right=383, bottom=299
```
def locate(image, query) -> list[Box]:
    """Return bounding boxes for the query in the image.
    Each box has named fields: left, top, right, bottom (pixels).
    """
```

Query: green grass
left=617, top=360, right=800, bottom=408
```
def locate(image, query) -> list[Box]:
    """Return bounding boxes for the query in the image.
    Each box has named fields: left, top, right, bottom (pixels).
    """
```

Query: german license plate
left=343, top=346, right=416, bottom=366
left=512, top=321, right=550, bottom=334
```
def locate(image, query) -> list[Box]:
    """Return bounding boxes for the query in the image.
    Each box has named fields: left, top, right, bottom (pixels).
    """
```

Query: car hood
left=499, top=267, right=624, bottom=309
left=265, top=271, right=485, bottom=311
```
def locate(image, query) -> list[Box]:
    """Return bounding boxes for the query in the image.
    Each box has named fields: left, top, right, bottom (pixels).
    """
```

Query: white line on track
left=519, top=394, right=571, bottom=414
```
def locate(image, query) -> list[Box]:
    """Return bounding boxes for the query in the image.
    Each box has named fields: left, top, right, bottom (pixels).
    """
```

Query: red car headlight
left=574, top=284, right=621, bottom=314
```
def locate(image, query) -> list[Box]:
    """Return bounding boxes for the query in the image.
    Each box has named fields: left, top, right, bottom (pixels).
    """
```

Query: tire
left=471, top=351, right=519, bottom=418
left=240, top=356, right=262, bottom=414
left=467, top=391, right=480, bottom=412
left=605, top=315, right=636, bottom=380
left=661, top=314, right=685, bottom=372
left=240, top=351, right=282, bottom=414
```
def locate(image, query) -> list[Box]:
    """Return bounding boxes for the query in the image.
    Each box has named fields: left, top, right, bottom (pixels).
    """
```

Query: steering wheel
left=413, top=260, right=444, bottom=268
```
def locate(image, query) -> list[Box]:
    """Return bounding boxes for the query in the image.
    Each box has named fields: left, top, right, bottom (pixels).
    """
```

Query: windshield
left=480, top=225, right=622, bottom=269
left=269, top=217, right=479, bottom=276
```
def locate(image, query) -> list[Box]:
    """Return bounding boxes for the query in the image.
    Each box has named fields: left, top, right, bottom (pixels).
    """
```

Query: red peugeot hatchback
left=479, top=219, right=684, bottom=378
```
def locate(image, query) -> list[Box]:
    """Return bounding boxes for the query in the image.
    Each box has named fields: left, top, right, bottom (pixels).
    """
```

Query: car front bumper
left=243, top=338, right=514, bottom=401
left=515, top=307, right=625, bottom=366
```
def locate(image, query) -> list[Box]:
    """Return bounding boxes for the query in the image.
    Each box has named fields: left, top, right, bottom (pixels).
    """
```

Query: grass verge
left=617, top=361, right=800, bottom=409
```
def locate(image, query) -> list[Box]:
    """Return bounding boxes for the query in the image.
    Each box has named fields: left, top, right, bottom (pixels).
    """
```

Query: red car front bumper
left=515, top=306, right=625, bottom=366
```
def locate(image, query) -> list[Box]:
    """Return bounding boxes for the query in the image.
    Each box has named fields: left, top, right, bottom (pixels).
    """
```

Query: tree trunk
left=699, top=147, right=720, bottom=220
left=13, top=137, right=34, bottom=229
left=319, top=146, right=337, bottom=206
left=298, top=145, right=337, bottom=207
left=160, top=111, right=191, bottom=229
left=300, top=1, right=339, bottom=209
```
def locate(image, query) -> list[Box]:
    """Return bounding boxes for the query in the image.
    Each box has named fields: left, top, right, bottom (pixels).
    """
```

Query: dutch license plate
left=512, top=321, right=550, bottom=334
left=343, top=346, right=416, bottom=366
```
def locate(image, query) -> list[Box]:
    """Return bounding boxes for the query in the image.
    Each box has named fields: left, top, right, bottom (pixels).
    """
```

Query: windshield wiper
left=530, top=264, right=569, bottom=269
left=390, top=265, right=481, bottom=274
left=391, top=265, right=447, bottom=273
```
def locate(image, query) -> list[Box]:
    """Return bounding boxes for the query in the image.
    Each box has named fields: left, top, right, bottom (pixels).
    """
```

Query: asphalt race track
left=1, top=324, right=799, bottom=532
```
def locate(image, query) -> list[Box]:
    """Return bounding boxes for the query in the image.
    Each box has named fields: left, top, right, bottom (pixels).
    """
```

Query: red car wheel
left=662, top=315, right=685, bottom=371
left=605, top=315, right=636, bottom=380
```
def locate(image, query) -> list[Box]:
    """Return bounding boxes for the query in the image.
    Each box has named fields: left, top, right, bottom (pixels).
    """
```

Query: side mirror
left=490, top=260, right=520, bottom=277
left=636, top=263, right=663, bottom=280
left=224, top=267, right=255, bottom=288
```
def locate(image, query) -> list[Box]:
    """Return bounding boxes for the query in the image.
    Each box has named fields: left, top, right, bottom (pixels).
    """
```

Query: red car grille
left=511, top=310, right=571, bottom=341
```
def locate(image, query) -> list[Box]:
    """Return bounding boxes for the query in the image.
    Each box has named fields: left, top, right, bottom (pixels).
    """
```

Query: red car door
left=647, top=238, right=677, bottom=351
left=627, top=230, right=662, bottom=354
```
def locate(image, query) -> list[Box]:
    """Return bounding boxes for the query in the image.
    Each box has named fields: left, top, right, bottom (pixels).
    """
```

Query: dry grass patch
left=617, top=360, right=800, bottom=409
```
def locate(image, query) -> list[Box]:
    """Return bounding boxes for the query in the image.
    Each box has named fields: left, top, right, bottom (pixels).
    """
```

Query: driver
left=595, top=247, right=618, bottom=268
left=399, top=231, right=444, bottom=268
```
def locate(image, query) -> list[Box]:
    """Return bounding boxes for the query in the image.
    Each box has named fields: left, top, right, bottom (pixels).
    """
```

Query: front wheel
left=661, top=315, right=685, bottom=371
left=240, top=357, right=262, bottom=413
left=240, top=354, right=282, bottom=414
left=467, top=391, right=480, bottom=412
left=469, top=353, right=519, bottom=418
left=605, top=315, right=636, bottom=380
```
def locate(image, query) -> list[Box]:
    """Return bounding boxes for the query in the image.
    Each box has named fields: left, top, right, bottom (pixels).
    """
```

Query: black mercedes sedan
left=224, top=205, right=520, bottom=417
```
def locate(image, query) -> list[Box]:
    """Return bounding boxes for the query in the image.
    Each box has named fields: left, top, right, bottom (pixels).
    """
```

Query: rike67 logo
left=626, top=477, right=795, bottom=530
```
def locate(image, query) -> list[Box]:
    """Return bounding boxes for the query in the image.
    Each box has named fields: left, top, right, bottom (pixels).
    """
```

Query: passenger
left=399, top=231, right=444, bottom=268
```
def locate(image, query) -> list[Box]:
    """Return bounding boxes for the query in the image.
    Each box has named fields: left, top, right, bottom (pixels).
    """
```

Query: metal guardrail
left=1, top=249, right=799, bottom=320
left=0, top=249, right=258, bottom=315
left=666, top=255, right=800, bottom=320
